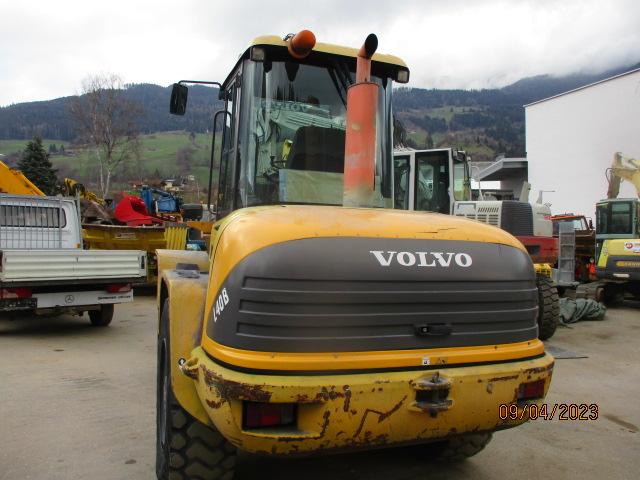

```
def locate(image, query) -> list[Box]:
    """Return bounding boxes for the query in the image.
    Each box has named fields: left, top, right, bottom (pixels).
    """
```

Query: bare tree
left=70, top=74, right=142, bottom=197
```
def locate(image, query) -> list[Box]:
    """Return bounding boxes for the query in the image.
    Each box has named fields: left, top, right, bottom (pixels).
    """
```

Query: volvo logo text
left=370, top=251, right=472, bottom=268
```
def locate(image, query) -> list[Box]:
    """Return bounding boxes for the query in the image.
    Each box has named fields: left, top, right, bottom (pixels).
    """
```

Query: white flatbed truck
left=0, top=194, right=146, bottom=326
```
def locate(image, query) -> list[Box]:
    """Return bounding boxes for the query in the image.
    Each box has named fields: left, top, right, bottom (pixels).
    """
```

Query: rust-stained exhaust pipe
left=343, top=34, right=379, bottom=207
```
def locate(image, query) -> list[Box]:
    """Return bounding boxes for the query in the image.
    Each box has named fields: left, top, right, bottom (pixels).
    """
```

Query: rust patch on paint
left=353, top=395, right=407, bottom=438
left=201, top=365, right=272, bottom=404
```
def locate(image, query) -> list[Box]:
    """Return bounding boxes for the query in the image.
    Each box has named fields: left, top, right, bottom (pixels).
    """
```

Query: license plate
left=0, top=298, right=37, bottom=310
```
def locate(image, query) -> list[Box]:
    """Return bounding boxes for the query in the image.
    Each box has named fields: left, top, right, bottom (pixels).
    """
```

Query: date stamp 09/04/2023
left=499, top=403, right=599, bottom=421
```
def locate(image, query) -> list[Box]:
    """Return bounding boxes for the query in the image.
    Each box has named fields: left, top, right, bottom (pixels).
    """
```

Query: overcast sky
left=1, top=0, right=638, bottom=106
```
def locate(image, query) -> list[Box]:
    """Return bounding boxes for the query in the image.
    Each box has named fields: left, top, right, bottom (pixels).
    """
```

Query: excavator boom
left=606, top=152, right=640, bottom=199
left=0, top=160, right=45, bottom=196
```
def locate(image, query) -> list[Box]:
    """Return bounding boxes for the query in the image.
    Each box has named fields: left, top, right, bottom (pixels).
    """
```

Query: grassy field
left=0, top=132, right=219, bottom=196
left=2, top=126, right=496, bottom=196
left=0, top=138, right=69, bottom=156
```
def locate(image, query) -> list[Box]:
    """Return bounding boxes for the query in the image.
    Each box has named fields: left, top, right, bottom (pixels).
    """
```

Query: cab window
left=414, top=151, right=450, bottom=214
left=393, top=155, right=410, bottom=210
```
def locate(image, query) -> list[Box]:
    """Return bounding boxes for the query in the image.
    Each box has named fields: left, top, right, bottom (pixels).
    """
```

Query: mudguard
left=157, top=249, right=211, bottom=425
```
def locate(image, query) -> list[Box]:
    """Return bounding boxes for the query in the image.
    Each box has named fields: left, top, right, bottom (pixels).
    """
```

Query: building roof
left=524, top=67, right=640, bottom=108
left=474, top=158, right=528, bottom=182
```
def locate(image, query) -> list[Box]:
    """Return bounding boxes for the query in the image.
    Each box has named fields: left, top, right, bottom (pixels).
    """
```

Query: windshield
left=553, top=217, right=586, bottom=234
left=597, top=202, right=633, bottom=235
left=234, top=58, right=393, bottom=209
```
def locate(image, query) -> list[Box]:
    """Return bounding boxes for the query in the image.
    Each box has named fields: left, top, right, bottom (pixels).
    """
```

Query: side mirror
left=169, top=83, right=188, bottom=115
left=589, top=219, right=594, bottom=230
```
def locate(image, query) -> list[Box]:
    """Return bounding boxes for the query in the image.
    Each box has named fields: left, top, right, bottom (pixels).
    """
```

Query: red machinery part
left=517, top=236, right=558, bottom=264
left=113, top=195, right=164, bottom=226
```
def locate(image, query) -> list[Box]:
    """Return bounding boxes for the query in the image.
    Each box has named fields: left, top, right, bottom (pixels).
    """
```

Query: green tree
left=70, top=73, right=143, bottom=197
left=425, top=132, right=434, bottom=149
left=18, top=137, right=58, bottom=195
left=48, top=143, right=58, bottom=154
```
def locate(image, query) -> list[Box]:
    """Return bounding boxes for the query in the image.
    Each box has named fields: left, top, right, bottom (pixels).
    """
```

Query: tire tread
left=536, top=276, right=559, bottom=340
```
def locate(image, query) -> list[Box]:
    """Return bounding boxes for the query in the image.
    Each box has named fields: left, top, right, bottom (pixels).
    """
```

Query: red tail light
left=517, top=379, right=546, bottom=401
left=0, top=287, right=32, bottom=299
left=106, top=283, right=132, bottom=294
left=243, top=402, right=296, bottom=429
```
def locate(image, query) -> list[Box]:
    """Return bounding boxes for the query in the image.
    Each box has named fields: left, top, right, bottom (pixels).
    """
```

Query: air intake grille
left=207, top=237, right=538, bottom=353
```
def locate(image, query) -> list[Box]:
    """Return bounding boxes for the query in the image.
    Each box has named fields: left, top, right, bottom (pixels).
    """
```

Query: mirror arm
left=208, top=110, right=232, bottom=215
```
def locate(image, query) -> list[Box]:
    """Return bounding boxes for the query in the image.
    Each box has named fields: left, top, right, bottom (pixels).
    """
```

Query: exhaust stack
left=343, top=34, right=379, bottom=208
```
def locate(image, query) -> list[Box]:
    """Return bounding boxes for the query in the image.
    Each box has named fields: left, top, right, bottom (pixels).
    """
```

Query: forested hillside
left=0, top=84, right=223, bottom=141
left=0, top=62, right=637, bottom=169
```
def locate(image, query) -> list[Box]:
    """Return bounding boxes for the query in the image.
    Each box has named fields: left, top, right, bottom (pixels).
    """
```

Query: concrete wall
left=526, top=69, right=640, bottom=219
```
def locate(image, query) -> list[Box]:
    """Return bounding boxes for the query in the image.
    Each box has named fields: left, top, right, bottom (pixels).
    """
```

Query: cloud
left=0, top=0, right=638, bottom=106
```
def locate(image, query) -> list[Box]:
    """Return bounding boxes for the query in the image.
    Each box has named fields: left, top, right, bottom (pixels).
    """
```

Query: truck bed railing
left=0, top=194, right=66, bottom=249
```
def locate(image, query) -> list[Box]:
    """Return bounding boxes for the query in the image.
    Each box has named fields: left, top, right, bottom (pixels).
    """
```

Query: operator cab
left=393, top=149, right=471, bottom=213
left=170, top=35, right=409, bottom=219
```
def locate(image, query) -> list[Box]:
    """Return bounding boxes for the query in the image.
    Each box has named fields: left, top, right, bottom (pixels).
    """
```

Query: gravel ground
left=0, top=292, right=638, bottom=480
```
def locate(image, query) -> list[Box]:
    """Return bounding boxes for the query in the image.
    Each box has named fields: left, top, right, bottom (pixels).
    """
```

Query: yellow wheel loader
left=156, top=31, right=554, bottom=479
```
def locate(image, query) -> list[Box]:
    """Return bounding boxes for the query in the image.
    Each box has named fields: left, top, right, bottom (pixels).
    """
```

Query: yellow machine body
left=597, top=238, right=640, bottom=281
left=0, top=160, right=45, bottom=196
left=158, top=205, right=554, bottom=454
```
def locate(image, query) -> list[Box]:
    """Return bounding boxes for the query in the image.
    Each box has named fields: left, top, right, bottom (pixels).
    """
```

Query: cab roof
left=221, top=34, right=409, bottom=89
left=249, top=35, right=407, bottom=68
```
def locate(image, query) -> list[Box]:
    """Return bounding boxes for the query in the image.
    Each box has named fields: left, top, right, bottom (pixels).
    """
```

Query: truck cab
left=0, top=195, right=81, bottom=249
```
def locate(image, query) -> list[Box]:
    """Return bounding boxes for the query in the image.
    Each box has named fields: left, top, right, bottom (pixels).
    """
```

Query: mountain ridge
left=1, top=61, right=638, bottom=163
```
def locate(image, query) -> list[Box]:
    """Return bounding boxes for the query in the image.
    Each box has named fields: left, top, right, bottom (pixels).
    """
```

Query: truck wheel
left=601, top=284, right=623, bottom=307
left=157, top=299, right=236, bottom=480
left=89, top=304, right=114, bottom=327
left=536, top=276, right=559, bottom=341
left=428, top=433, right=493, bottom=461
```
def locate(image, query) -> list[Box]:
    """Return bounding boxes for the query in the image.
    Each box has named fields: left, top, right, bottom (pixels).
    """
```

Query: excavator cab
left=596, top=199, right=640, bottom=238
left=393, top=149, right=471, bottom=213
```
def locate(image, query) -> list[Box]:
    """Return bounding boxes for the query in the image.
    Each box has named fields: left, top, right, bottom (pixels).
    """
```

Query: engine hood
left=201, top=206, right=535, bottom=360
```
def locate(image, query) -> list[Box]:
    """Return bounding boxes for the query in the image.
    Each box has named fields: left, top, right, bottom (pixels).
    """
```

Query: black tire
left=536, top=276, right=559, bottom=341
left=89, top=304, right=114, bottom=326
left=157, top=299, right=236, bottom=480
left=427, top=433, right=493, bottom=462
left=601, top=284, right=624, bottom=307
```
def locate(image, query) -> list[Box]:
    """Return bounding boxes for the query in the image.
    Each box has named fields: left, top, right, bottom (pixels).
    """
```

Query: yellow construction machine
left=595, top=152, right=640, bottom=304
left=0, top=160, right=45, bottom=195
left=155, top=31, right=554, bottom=479
left=63, top=177, right=105, bottom=205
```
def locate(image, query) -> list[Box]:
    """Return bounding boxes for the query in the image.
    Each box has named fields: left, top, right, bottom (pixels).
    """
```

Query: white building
left=525, top=68, right=640, bottom=220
